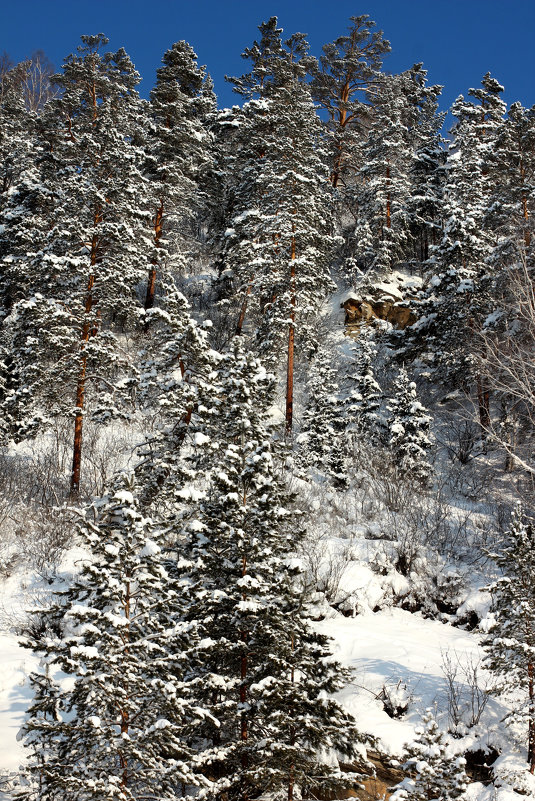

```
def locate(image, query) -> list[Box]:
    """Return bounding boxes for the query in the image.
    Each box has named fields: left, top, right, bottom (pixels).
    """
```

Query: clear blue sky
left=2, top=0, right=534, bottom=114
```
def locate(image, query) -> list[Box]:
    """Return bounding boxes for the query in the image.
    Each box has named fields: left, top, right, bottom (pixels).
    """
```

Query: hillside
left=1, top=14, right=534, bottom=801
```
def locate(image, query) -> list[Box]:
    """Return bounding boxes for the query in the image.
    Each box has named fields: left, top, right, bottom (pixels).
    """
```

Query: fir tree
left=391, top=709, right=469, bottom=801
left=387, top=368, right=433, bottom=486
left=181, top=339, right=368, bottom=801
left=20, top=472, right=209, bottom=801
left=483, top=504, right=535, bottom=773
left=300, top=344, right=347, bottom=488
left=136, top=278, right=218, bottom=513
left=345, top=329, right=383, bottom=445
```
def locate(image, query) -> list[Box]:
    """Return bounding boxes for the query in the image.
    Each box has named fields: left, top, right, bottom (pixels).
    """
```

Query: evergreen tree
left=404, top=64, right=446, bottom=269
left=387, top=368, right=433, bottom=486
left=20, top=472, right=208, bottom=801
left=1, top=35, right=148, bottom=495
left=483, top=504, right=535, bottom=773
left=345, top=329, right=383, bottom=444
left=310, top=15, right=390, bottom=189
left=225, top=22, right=336, bottom=433
left=420, top=74, right=506, bottom=394
left=144, top=40, right=214, bottom=312
left=352, top=72, right=415, bottom=274
left=300, top=344, right=347, bottom=487
left=391, top=709, right=469, bottom=801
left=0, top=60, right=34, bottom=223
left=181, top=340, right=367, bottom=801
left=486, top=101, right=535, bottom=267
left=136, top=278, right=218, bottom=513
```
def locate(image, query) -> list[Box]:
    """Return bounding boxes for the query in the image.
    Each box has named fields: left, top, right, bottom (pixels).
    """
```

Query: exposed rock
left=342, top=296, right=417, bottom=330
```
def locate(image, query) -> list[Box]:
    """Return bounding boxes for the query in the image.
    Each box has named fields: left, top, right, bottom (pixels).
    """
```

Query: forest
left=0, top=13, right=534, bottom=801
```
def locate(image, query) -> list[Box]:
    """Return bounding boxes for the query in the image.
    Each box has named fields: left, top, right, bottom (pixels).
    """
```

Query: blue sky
left=2, top=0, right=534, bottom=115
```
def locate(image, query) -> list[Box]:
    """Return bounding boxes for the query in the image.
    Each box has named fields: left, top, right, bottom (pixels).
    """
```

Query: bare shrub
left=378, top=679, right=412, bottom=718
left=441, top=650, right=493, bottom=734
left=439, top=418, right=482, bottom=465
left=301, top=531, right=354, bottom=604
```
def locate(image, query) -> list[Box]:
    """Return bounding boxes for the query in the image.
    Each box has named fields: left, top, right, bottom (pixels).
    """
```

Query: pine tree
left=300, top=344, right=347, bottom=487
left=352, top=72, right=415, bottom=274
left=387, top=368, right=433, bottom=486
left=483, top=504, right=535, bottom=773
left=420, top=74, right=506, bottom=398
left=0, top=60, right=34, bottom=222
left=485, top=101, right=535, bottom=269
left=20, top=472, right=209, bottom=801
left=144, top=40, right=214, bottom=312
left=181, top=339, right=368, bottom=801
left=1, top=35, right=148, bottom=496
left=310, top=15, right=390, bottom=189
left=225, top=22, right=336, bottom=433
left=404, top=64, right=446, bottom=269
left=391, top=709, right=469, bottom=801
left=345, top=329, right=383, bottom=444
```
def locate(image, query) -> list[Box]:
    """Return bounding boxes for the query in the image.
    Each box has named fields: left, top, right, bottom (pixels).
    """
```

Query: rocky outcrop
left=342, top=295, right=417, bottom=330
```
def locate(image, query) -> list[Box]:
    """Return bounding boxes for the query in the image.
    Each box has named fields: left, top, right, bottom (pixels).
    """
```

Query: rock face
left=342, top=295, right=416, bottom=330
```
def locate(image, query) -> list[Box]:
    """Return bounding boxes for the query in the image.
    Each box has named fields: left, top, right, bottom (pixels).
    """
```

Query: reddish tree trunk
left=386, top=164, right=391, bottom=229
left=145, top=201, right=164, bottom=314
left=529, top=662, right=535, bottom=773
left=70, top=266, right=96, bottom=499
left=285, top=238, right=296, bottom=436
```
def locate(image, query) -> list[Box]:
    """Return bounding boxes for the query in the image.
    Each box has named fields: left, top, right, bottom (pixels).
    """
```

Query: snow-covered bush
left=390, top=709, right=469, bottom=801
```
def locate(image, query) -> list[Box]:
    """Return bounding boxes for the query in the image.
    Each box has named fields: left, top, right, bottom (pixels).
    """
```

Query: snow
left=113, top=490, right=134, bottom=504
left=316, top=608, right=484, bottom=756
left=0, top=635, right=38, bottom=773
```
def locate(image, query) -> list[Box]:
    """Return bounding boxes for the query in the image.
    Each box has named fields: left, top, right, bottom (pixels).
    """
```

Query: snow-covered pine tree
left=1, top=35, right=148, bottom=496
left=181, top=339, right=368, bottom=801
left=483, top=504, right=535, bottom=773
left=0, top=60, right=34, bottom=230
left=299, top=344, right=347, bottom=487
left=310, top=14, right=390, bottom=190
left=20, top=472, right=209, bottom=801
left=352, top=71, right=415, bottom=274
left=345, top=328, right=383, bottom=445
left=387, top=368, right=433, bottom=486
left=143, top=40, right=214, bottom=312
left=225, top=23, right=336, bottom=433
left=403, top=64, right=446, bottom=270
left=390, top=709, right=469, bottom=801
left=136, top=276, right=218, bottom=513
left=420, top=74, right=506, bottom=393
left=486, top=101, right=535, bottom=268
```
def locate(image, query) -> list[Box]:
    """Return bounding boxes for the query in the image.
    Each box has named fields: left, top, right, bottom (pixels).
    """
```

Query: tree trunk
left=236, top=279, right=253, bottom=336
left=144, top=201, right=164, bottom=314
left=476, top=375, right=491, bottom=435
left=70, top=269, right=96, bottom=499
left=285, top=237, right=296, bottom=436
left=528, top=661, right=535, bottom=773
